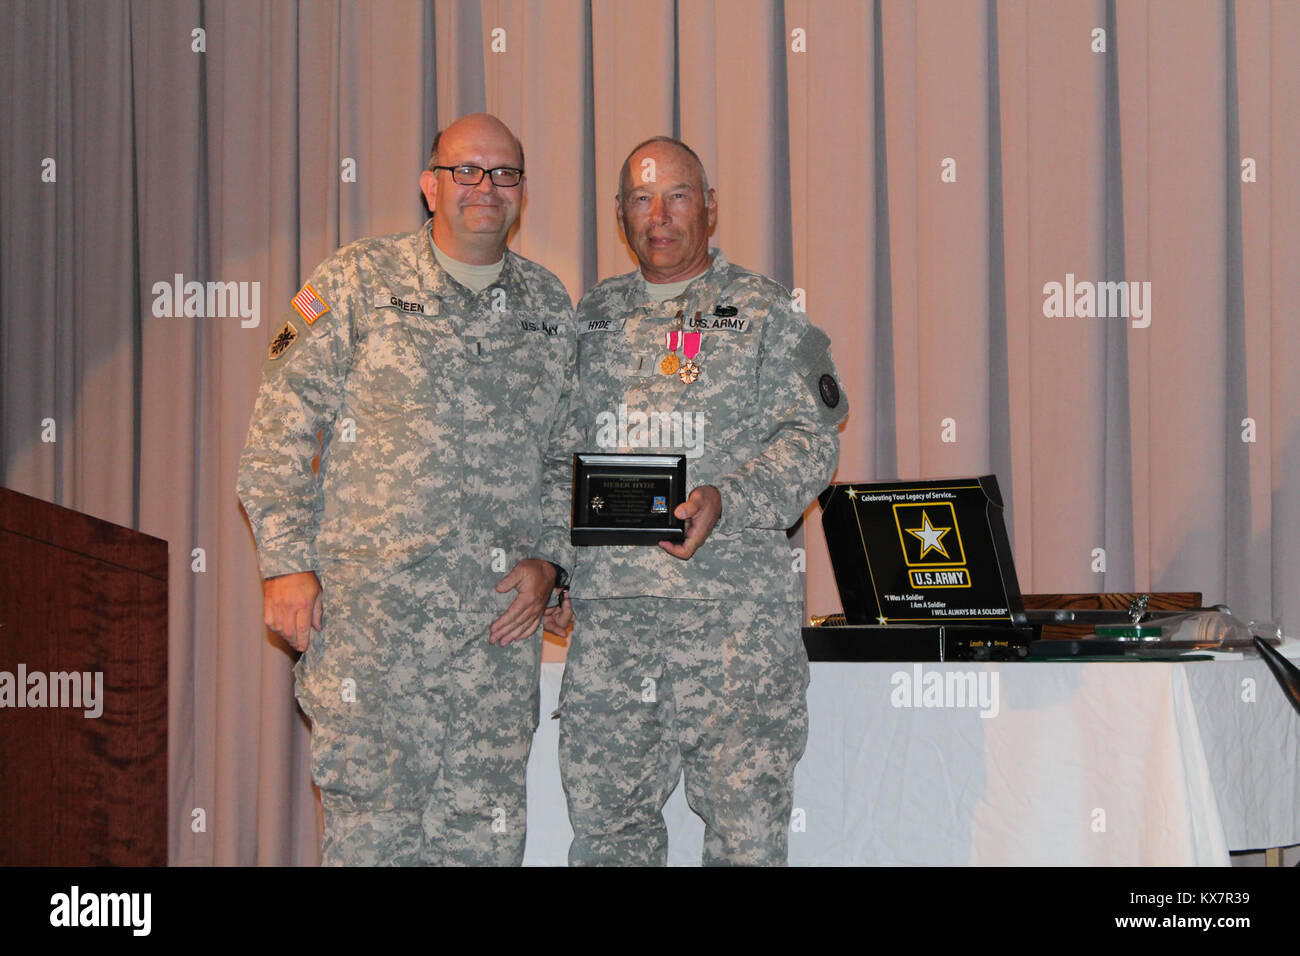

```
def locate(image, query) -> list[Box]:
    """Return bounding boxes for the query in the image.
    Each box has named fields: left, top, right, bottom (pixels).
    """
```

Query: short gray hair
left=617, top=136, right=710, bottom=199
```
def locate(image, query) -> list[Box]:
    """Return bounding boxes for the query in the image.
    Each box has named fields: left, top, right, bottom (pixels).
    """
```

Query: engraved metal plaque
left=571, top=453, right=687, bottom=546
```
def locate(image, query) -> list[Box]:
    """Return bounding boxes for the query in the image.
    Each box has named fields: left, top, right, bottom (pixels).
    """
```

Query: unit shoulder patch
left=819, top=373, right=841, bottom=409
left=268, top=321, right=299, bottom=360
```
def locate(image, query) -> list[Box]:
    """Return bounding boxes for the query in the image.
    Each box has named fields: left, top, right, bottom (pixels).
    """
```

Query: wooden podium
left=0, top=487, right=167, bottom=865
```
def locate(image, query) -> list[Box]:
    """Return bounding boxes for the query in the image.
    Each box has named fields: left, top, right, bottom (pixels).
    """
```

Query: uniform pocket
left=468, top=332, right=565, bottom=428
left=294, top=602, right=403, bottom=812
left=351, top=316, right=440, bottom=421
left=737, top=603, right=810, bottom=721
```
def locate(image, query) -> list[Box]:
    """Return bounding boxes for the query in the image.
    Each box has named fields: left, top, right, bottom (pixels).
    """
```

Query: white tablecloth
left=522, top=657, right=1300, bottom=865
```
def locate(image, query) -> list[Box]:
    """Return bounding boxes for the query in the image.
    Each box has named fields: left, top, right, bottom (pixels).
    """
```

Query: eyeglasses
left=431, top=164, right=524, bottom=187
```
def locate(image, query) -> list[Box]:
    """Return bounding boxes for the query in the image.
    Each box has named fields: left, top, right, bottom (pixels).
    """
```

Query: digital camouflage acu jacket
left=552, top=248, right=847, bottom=603
left=238, top=221, right=576, bottom=612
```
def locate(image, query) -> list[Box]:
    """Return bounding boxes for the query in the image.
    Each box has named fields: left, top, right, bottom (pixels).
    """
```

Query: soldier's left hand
left=543, top=589, right=574, bottom=634
left=659, top=485, right=722, bottom=561
left=490, top=558, right=558, bottom=645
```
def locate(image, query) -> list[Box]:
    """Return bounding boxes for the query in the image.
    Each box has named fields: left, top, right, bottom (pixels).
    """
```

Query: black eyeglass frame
left=430, top=164, right=525, bottom=187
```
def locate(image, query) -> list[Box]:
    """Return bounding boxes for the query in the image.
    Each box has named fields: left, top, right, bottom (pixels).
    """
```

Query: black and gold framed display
left=819, top=475, right=1023, bottom=625
left=571, top=453, right=687, bottom=546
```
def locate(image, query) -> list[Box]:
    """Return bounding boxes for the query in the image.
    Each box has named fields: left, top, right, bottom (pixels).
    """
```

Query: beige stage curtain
left=1, top=0, right=1295, bottom=864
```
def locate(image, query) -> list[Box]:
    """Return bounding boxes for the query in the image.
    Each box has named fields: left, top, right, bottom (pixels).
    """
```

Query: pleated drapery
left=1, top=0, right=1295, bottom=864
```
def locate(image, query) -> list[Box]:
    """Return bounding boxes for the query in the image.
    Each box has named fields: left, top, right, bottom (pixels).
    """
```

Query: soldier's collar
left=418, top=219, right=442, bottom=298
left=420, top=220, right=522, bottom=301
left=630, top=247, right=729, bottom=310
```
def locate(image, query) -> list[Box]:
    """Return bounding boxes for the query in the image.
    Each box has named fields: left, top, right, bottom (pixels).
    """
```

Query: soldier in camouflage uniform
left=546, top=137, right=848, bottom=865
left=237, top=114, right=575, bottom=865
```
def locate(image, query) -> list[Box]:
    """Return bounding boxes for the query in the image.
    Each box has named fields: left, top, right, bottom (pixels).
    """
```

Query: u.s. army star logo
left=268, top=321, right=298, bottom=360
left=906, top=510, right=952, bottom=559
left=891, top=501, right=972, bottom=589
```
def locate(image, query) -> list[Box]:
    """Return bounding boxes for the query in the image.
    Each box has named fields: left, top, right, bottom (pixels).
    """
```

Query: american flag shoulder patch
left=291, top=283, right=330, bottom=325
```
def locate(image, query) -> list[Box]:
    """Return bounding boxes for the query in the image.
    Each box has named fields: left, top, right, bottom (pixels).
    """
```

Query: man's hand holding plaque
left=658, top=484, right=721, bottom=560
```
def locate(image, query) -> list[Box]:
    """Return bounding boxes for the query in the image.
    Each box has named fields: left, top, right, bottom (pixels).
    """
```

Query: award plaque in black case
left=818, top=475, right=1024, bottom=625
left=571, top=453, right=687, bottom=546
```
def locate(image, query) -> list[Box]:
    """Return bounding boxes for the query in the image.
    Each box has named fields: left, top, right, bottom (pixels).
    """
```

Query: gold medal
left=661, top=310, right=684, bottom=375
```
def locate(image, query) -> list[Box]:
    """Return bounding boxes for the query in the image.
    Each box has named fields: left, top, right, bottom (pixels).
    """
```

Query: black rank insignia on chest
left=268, top=321, right=298, bottom=360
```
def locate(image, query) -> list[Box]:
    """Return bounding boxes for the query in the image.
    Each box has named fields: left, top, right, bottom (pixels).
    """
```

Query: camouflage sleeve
left=236, top=263, right=355, bottom=579
left=532, top=312, right=579, bottom=577
left=711, top=302, right=848, bottom=533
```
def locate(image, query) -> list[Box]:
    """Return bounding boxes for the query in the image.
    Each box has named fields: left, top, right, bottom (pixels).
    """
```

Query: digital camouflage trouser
left=295, top=568, right=542, bottom=865
left=558, top=597, right=809, bottom=866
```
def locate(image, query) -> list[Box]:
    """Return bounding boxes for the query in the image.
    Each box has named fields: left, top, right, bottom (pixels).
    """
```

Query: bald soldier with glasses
left=239, top=113, right=576, bottom=866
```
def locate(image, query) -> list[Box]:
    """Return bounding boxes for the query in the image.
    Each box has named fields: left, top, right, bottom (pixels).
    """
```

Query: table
left=521, top=656, right=1300, bottom=865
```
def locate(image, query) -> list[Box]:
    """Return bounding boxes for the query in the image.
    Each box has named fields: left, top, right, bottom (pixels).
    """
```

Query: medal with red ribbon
left=660, top=309, right=684, bottom=375
left=678, top=316, right=702, bottom=384
left=661, top=330, right=681, bottom=375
